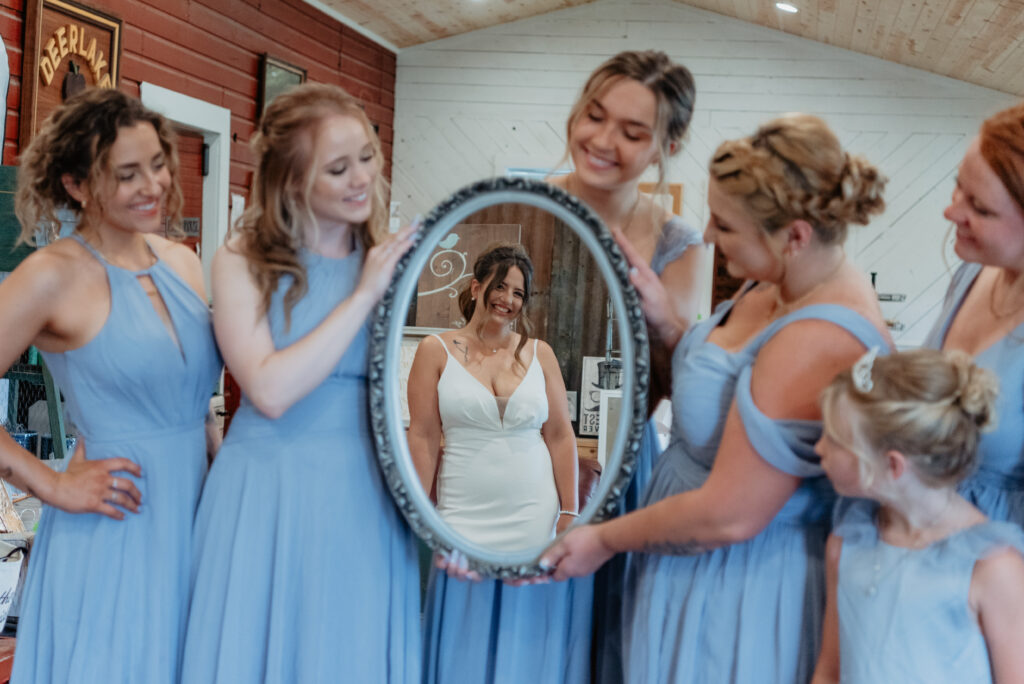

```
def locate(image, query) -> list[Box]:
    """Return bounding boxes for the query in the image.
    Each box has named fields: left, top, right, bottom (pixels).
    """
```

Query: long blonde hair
left=235, top=82, right=389, bottom=324
left=15, top=87, right=183, bottom=244
left=821, top=349, right=998, bottom=488
left=710, top=114, right=886, bottom=244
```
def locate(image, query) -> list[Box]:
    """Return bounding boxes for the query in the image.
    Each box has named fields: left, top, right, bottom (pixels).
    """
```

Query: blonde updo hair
left=821, top=349, right=998, bottom=488
left=15, top=87, right=184, bottom=244
left=235, top=82, right=388, bottom=324
left=710, top=114, right=886, bottom=244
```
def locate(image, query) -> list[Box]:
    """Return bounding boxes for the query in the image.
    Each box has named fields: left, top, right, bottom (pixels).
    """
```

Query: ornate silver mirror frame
left=369, top=177, right=649, bottom=578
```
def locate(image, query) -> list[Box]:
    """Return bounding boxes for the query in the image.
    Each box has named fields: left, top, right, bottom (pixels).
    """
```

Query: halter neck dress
left=423, top=338, right=590, bottom=684
left=623, top=295, right=889, bottom=683
left=924, top=262, right=1024, bottom=525
left=180, top=247, right=420, bottom=683
left=12, top=234, right=221, bottom=684
left=833, top=498, right=1024, bottom=683
left=433, top=336, right=559, bottom=551
left=593, top=216, right=703, bottom=684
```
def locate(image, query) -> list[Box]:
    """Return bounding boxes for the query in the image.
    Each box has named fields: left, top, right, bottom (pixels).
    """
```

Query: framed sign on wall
left=20, top=0, right=122, bottom=147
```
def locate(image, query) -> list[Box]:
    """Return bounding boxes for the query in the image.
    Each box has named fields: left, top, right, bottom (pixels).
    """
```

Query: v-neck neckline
left=442, top=341, right=537, bottom=425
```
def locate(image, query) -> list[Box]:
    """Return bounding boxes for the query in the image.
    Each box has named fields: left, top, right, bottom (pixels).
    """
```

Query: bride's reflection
left=407, top=243, right=579, bottom=552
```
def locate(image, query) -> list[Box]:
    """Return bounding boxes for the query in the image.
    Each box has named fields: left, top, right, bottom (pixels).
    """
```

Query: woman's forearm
left=549, top=436, right=579, bottom=513
left=0, top=434, right=58, bottom=502
left=233, top=288, right=376, bottom=418
left=598, top=487, right=752, bottom=556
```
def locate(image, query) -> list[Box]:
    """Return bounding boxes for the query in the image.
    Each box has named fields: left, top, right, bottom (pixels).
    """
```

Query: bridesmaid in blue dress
left=181, top=83, right=420, bottom=683
left=550, top=50, right=704, bottom=683
left=544, top=114, right=891, bottom=683
left=1, top=89, right=221, bottom=683
left=923, top=102, right=1024, bottom=526
left=813, top=349, right=1024, bottom=682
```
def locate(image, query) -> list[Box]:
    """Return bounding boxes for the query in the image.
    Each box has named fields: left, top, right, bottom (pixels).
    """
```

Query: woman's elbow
left=246, top=387, right=290, bottom=420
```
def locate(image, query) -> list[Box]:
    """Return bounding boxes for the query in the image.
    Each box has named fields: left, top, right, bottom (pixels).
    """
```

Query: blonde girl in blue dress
left=813, top=348, right=1024, bottom=683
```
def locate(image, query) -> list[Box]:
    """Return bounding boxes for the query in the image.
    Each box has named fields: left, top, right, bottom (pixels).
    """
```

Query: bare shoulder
left=535, top=338, right=557, bottom=361
left=971, top=545, right=1024, bottom=614
left=975, top=545, right=1024, bottom=587
left=212, top=237, right=251, bottom=276
left=11, top=238, right=98, bottom=296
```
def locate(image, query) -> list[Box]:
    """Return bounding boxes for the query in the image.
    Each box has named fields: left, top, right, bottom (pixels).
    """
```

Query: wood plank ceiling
left=311, top=0, right=1024, bottom=97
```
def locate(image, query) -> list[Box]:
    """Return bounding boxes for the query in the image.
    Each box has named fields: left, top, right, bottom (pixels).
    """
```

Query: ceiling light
left=775, top=2, right=798, bottom=12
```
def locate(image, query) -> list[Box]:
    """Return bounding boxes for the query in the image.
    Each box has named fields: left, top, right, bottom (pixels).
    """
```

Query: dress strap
left=70, top=232, right=107, bottom=264
left=752, top=303, right=890, bottom=353
left=924, top=262, right=983, bottom=349
left=734, top=304, right=889, bottom=477
left=430, top=333, right=452, bottom=358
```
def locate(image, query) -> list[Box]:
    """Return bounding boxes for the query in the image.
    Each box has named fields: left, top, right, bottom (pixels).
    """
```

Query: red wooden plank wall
left=0, top=0, right=397, bottom=200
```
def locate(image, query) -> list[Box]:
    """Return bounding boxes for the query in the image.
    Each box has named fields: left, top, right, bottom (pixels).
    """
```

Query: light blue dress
left=593, top=216, right=702, bottom=683
left=924, top=262, right=1024, bottom=525
left=180, top=248, right=420, bottom=683
left=12, top=234, right=221, bottom=684
left=833, top=497, right=1024, bottom=683
left=623, top=298, right=888, bottom=683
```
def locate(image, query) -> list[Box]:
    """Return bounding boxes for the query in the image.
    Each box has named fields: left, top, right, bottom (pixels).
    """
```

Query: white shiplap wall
left=392, top=0, right=1018, bottom=345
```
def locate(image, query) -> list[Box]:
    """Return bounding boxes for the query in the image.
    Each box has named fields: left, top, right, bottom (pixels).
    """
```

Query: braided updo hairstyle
left=710, top=113, right=886, bottom=243
left=457, top=243, right=535, bottom=368
left=821, top=349, right=998, bottom=488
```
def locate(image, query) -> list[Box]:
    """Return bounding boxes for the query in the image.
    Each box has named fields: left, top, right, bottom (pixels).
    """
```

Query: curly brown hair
left=233, top=82, right=388, bottom=327
left=15, top=87, right=184, bottom=244
left=710, top=114, right=886, bottom=244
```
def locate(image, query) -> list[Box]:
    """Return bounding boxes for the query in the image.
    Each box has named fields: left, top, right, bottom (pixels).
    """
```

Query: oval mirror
left=369, top=177, right=648, bottom=578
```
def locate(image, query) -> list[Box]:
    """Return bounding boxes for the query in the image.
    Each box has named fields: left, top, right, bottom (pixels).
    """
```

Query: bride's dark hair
left=458, top=243, right=534, bottom=368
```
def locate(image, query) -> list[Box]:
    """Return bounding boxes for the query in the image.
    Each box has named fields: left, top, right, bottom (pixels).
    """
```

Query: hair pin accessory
left=851, top=346, right=880, bottom=393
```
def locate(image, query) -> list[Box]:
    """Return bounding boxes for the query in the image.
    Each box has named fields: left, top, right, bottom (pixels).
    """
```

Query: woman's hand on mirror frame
left=539, top=523, right=615, bottom=581
left=354, top=219, right=420, bottom=304
left=611, top=227, right=686, bottom=349
left=434, top=549, right=482, bottom=582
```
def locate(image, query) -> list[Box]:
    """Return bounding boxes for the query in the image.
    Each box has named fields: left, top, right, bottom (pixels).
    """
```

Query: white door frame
left=140, top=82, right=231, bottom=288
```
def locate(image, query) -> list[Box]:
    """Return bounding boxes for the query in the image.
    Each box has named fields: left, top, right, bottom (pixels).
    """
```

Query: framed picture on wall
left=258, top=54, right=306, bottom=117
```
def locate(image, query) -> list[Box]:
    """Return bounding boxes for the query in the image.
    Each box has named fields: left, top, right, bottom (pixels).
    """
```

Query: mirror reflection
left=399, top=201, right=622, bottom=555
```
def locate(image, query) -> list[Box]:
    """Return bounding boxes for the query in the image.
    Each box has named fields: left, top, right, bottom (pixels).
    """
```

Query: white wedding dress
left=433, top=335, right=559, bottom=551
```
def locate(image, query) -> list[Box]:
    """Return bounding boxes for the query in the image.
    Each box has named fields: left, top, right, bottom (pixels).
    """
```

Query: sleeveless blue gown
left=592, top=216, right=702, bottom=683
left=833, top=498, right=1024, bottom=683
left=180, top=248, right=420, bottom=683
left=622, top=299, right=888, bottom=683
left=12, top=234, right=221, bottom=684
left=924, top=262, right=1024, bottom=525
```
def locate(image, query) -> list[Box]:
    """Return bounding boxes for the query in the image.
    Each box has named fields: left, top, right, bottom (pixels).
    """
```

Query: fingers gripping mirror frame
left=368, top=177, right=649, bottom=579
